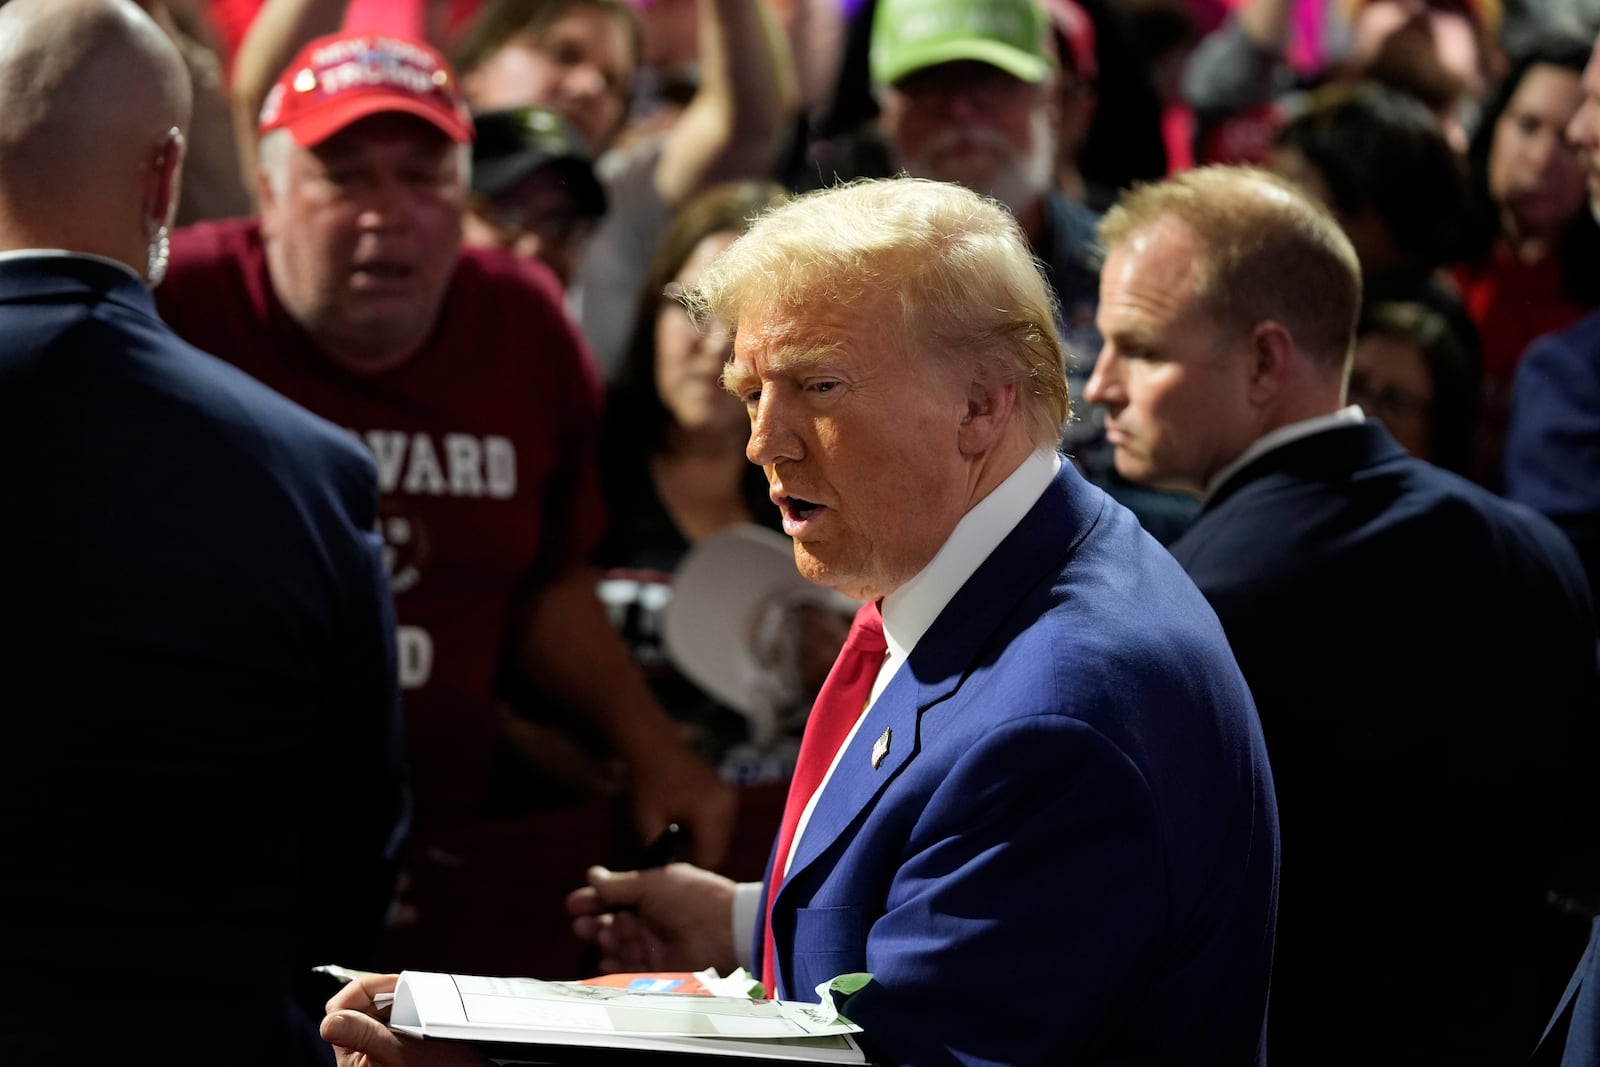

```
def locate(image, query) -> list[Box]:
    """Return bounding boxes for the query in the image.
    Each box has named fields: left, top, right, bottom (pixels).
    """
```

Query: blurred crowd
left=111, top=0, right=1600, bottom=958
left=7, top=0, right=1600, bottom=1063
left=143, top=0, right=1600, bottom=782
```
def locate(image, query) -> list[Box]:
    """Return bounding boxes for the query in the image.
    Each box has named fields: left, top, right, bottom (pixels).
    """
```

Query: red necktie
left=761, top=599, right=886, bottom=998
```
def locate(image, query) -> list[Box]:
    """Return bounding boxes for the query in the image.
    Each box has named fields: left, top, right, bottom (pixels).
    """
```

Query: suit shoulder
left=1544, top=304, right=1600, bottom=352
left=201, top=351, right=375, bottom=482
left=1407, top=457, right=1581, bottom=552
left=124, top=317, right=377, bottom=496
left=1001, top=550, right=1247, bottom=712
left=1518, top=311, right=1600, bottom=390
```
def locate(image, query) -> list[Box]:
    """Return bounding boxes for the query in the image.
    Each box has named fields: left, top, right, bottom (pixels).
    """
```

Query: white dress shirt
left=732, top=449, right=1063, bottom=970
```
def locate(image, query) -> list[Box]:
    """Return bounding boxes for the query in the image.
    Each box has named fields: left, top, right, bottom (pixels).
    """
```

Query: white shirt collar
left=1205, top=406, right=1365, bottom=501
left=0, top=248, right=144, bottom=282
left=776, top=447, right=1063, bottom=885
left=876, top=448, right=1061, bottom=692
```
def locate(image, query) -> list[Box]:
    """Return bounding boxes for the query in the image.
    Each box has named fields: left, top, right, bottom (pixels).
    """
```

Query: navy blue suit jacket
left=1505, top=306, right=1600, bottom=611
left=0, top=257, right=408, bottom=1066
left=759, top=461, right=1278, bottom=1066
left=1169, top=420, right=1600, bottom=1065
left=1532, top=917, right=1600, bottom=1067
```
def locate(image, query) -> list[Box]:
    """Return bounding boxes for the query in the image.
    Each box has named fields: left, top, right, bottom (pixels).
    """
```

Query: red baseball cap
left=257, top=31, right=474, bottom=147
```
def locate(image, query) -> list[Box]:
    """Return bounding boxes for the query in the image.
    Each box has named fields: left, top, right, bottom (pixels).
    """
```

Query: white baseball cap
left=663, top=525, right=860, bottom=744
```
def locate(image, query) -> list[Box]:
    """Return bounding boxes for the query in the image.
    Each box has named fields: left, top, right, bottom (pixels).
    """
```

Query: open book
left=386, top=970, right=871, bottom=1064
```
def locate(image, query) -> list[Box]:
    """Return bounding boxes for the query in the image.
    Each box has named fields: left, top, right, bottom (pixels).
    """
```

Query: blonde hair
left=1099, top=164, right=1362, bottom=371
left=688, top=176, right=1069, bottom=449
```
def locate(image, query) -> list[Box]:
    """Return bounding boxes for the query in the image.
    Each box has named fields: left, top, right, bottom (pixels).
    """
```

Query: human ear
left=144, top=127, right=185, bottom=229
left=957, top=368, right=1019, bottom=455
left=1246, top=320, right=1295, bottom=403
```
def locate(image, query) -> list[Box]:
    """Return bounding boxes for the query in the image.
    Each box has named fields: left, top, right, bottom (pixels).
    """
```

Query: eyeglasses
left=470, top=196, right=596, bottom=250
left=1348, top=379, right=1432, bottom=422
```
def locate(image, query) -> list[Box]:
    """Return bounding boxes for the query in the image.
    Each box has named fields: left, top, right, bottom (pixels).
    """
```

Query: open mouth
left=351, top=261, right=414, bottom=287
left=777, top=493, right=823, bottom=523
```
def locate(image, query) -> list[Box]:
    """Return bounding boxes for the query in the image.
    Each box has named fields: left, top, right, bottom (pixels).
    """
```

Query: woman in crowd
left=1350, top=299, right=1482, bottom=475
left=593, top=180, right=791, bottom=766
left=1453, top=30, right=1600, bottom=488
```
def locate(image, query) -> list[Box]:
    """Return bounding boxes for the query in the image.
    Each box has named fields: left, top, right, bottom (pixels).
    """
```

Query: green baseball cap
left=870, top=0, right=1056, bottom=87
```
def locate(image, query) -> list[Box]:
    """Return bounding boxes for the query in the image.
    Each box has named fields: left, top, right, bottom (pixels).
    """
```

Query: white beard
left=899, top=107, right=1057, bottom=218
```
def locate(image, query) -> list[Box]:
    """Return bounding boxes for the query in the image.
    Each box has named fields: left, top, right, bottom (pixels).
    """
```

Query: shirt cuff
left=732, top=880, right=762, bottom=971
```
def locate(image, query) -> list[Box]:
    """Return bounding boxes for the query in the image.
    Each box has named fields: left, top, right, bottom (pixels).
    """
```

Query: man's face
left=464, top=5, right=633, bottom=155
left=722, top=290, right=975, bottom=602
left=1084, top=219, right=1255, bottom=496
left=463, top=166, right=595, bottom=286
left=259, top=113, right=465, bottom=373
left=878, top=60, right=1057, bottom=218
left=1566, top=39, right=1600, bottom=224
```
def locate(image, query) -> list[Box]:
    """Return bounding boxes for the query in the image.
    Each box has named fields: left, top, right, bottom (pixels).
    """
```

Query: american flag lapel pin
left=871, top=727, right=892, bottom=770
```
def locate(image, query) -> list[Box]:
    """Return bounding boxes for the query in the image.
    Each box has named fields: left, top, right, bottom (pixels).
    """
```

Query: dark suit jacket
left=1505, top=306, right=1600, bottom=610
left=0, top=256, right=407, bottom=1066
left=1532, top=917, right=1600, bottom=1067
left=760, top=461, right=1279, bottom=1066
left=1169, top=419, right=1600, bottom=1066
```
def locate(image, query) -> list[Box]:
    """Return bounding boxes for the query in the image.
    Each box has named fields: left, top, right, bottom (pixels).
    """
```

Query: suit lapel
left=780, top=462, right=1099, bottom=886
left=782, top=663, right=921, bottom=879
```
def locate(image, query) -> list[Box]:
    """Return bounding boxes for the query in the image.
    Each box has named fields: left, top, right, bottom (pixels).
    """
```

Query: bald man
left=0, top=2, right=406, bottom=1064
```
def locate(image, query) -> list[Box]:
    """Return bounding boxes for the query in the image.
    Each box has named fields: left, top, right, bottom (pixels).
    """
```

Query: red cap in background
left=257, top=31, right=474, bottom=146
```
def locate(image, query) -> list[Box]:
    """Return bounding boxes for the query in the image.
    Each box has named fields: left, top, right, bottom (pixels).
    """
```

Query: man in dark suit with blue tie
left=0, top=2, right=407, bottom=1063
left=323, top=177, right=1281, bottom=1065
left=1085, top=163, right=1600, bottom=1066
